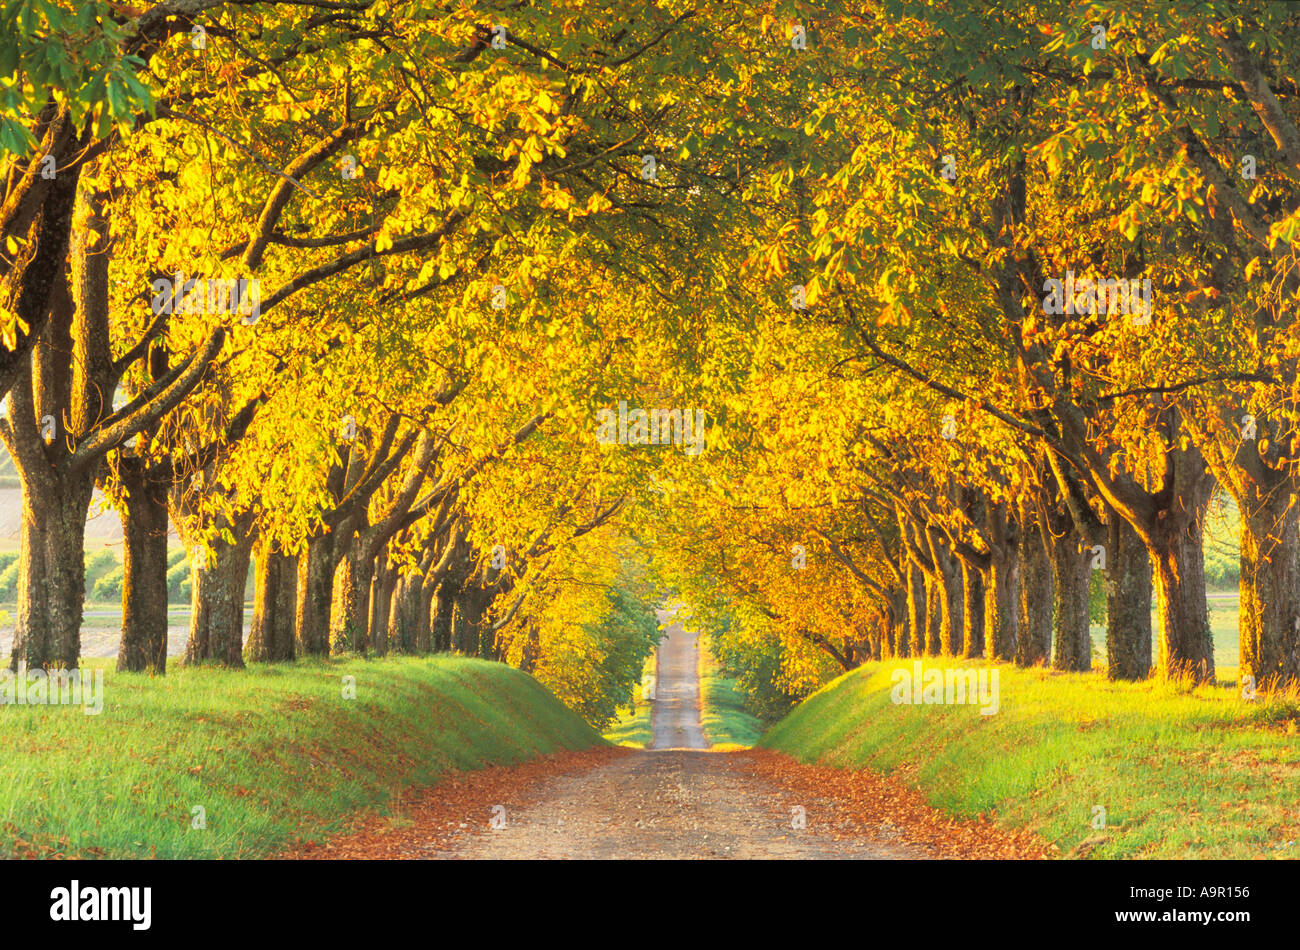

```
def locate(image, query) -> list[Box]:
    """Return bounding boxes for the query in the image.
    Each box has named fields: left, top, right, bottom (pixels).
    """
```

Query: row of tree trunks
left=181, top=525, right=496, bottom=667
left=876, top=492, right=1160, bottom=679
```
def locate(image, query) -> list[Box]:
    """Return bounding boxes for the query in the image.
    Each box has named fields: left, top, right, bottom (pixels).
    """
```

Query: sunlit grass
left=603, top=652, right=656, bottom=747
left=761, top=658, right=1300, bottom=859
left=698, top=637, right=762, bottom=750
left=0, top=655, right=602, bottom=858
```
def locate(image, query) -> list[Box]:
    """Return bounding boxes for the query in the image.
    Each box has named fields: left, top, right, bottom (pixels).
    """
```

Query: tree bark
left=1150, top=519, right=1215, bottom=682
left=961, top=560, right=985, bottom=658
left=183, top=515, right=254, bottom=667
left=1048, top=529, right=1092, bottom=672
left=1238, top=488, right=1300, bottom=688
left=369, top=552, right=396, bottom=656
left=330, top=537, right=375, bottom=654
left=1106, top=512, right=1152, bottom=681
left=247, top=541, right=296, bottom=662
left=1016, top=503, right=1052, bottom=666
left=296, top=535, right=336, bottom=657
left=116, top=461, right=170, bottom=673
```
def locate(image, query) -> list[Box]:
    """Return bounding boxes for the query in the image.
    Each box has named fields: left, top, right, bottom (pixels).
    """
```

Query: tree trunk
left=1239, top=488, right=1300, bottom=689
left=925, top=574, right=944, bottom=656
left=961, top=560, right=985, bottom=658
left=11, top=482, right=94, bottom=670
left=330, top=538, right=374, bottom=654
left=416, top=577, right=436, bottom=653
left=453, top=583, right=490, bottom=655
left=296, top=535, right=336, bottom=657
left=431, top=574, right=461, bottom=653
left=116, top=462, right=170, bottom=673
left=884, top=589, right=906, bottom=659
left=1105, top=513, right=1151, bottom=680
left=388, top=573, right=420, bottom=654
left=370, top=552, right=396, bottom=657
left=519, top=618, right=541, bottom=672
left=933, top=541, right=964, bottom=656
left=984, top=553, right=1018, bottom=661
left=1049, top=530, right=1091, bottom=672
left=866, top=612, right=883, bottom=661
left=1150, top=521, right=1215, bottom=683
left=184, top=518, right=254, bottom=667
left=247, top=541, right=296, bottom=662
left=904, top=563, right=925, bottom=658
left=1017, top=520, right=1053, bottom=666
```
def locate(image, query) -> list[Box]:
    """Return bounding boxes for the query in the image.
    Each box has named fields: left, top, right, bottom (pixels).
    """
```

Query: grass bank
left=761, top=659, right=1300, bottom=859
left=0, top=655, right=602, bottom=858
left=698, top=637, right=763, bottom=750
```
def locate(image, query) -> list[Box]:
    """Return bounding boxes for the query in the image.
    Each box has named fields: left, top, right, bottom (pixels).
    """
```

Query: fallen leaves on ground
left=283, top=746, right=630, bottom=859
left=734, top=748, right=1053, bottom=859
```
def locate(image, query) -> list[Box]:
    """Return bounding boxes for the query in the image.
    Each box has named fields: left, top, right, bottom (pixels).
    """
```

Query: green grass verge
left=760, top=659, right=1300, bottom=859
left=603, top=652, right=656, bottom=747
left=0, top=655, right=603, bottom=858
left=698, top=637, right=763, bottom=750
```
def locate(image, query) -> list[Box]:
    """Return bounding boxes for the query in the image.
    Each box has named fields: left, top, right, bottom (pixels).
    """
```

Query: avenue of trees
left=2, top=0, right=1299, bottom=718
left=648, top=0, right=1300, bottom=699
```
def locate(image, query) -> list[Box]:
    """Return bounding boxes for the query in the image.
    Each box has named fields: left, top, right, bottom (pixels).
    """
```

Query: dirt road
left=435, top=619, right=927, bottom=859
left=649, top=618, right=707, bottom=751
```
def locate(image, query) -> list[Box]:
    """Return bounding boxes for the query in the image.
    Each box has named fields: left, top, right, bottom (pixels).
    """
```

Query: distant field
left=1, top=604, right=251, bottom=659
